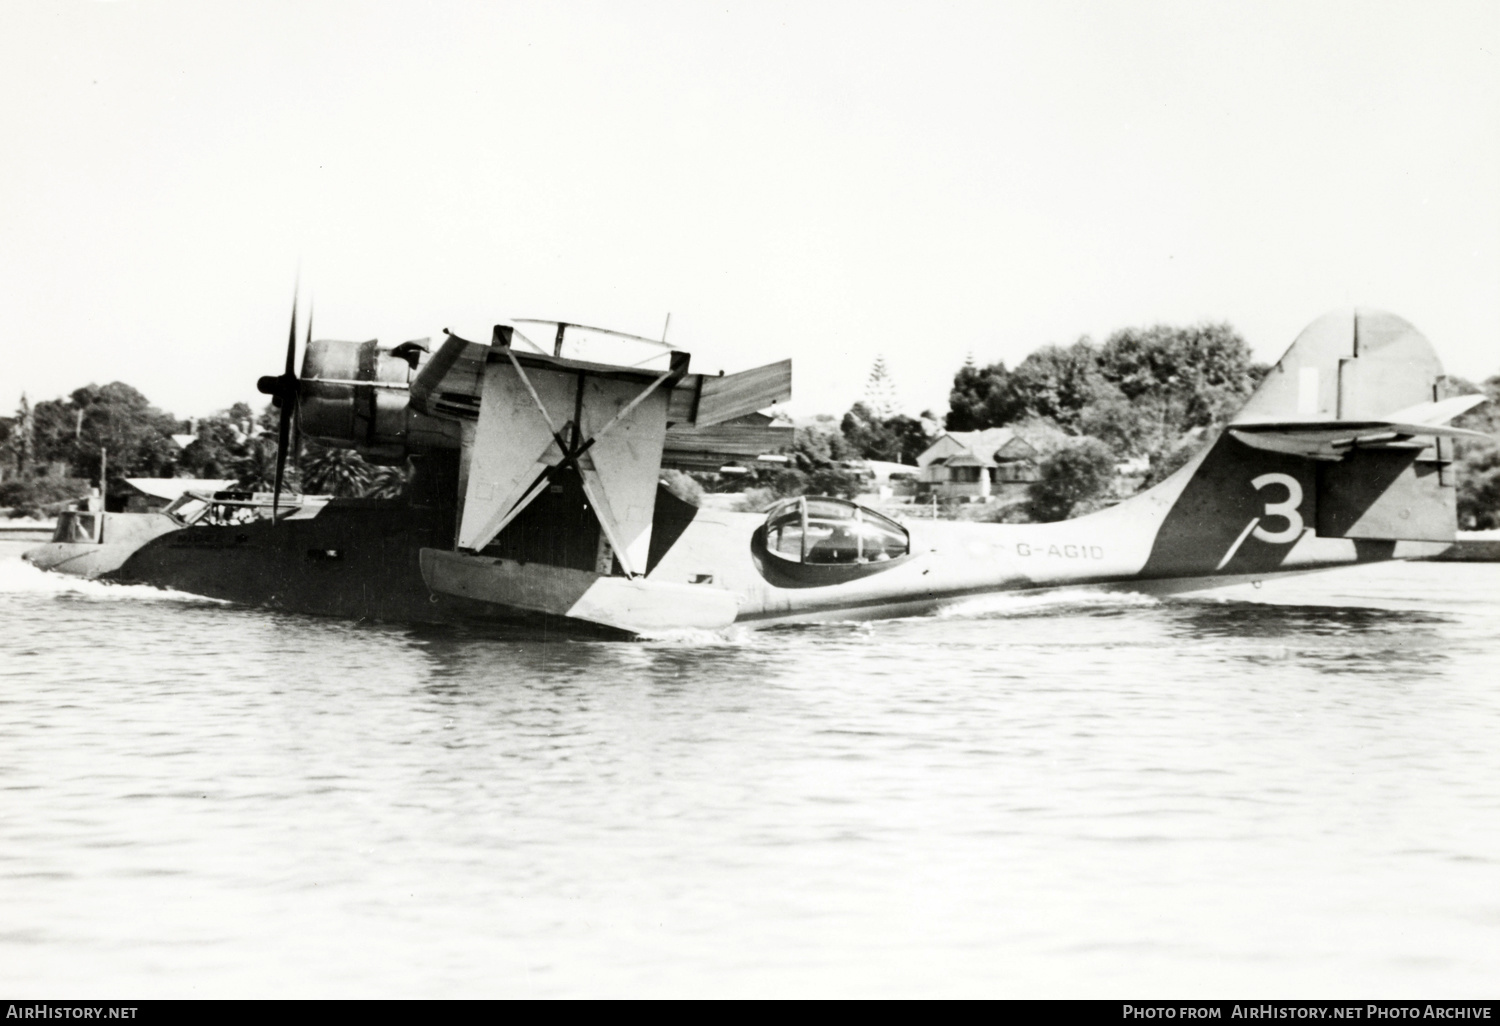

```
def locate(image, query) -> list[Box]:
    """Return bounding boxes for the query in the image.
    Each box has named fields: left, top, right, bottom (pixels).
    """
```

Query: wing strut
left=491, top=349, right=685, bottom=577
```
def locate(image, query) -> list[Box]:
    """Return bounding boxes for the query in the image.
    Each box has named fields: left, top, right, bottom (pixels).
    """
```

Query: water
left=2, top=539, right=1498, bottom=997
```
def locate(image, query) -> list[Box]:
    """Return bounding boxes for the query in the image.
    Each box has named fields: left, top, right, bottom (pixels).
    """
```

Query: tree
left=365, top=464, right=409, bottom=499
left=177, top=414, right=252, bottom=479
left=255, top=402, right=281, bottom=436
left=1449, top=373, right=1500, bottom=530
left=29, top=382, right=180, bottom=485
left=839, top=402, right=885, bottom=460
left=1001, top=340, right=1107, bottom=432
left=807, top=466, right=864, bottom=499
left=882, top=414, right=932, bottom=465
left=234, top=435, right=300, bottom=493
left=1075, top=387, right=1156, bottom=457
left=4, top=394, right=35, bottom=477
left=945, top=340, right=1107, bottom=432
left=1138, top=431, right=1208, bottom=490
left=0, top=475, right=93, bottom=517
left=783, top=425, right=853, bottom=474
left=302, top=443, right=371, bottom=497
left=945, top=321, right=1264, bottom=494
left=1024, top=439, right=1116, bottom=522
left=726, top=424, right=863, bottom=508
left=1095, top=322, right=1261, bottom=431
left=1456, top=447, right=1500, bottom=530
left=840, top=403, right=932, bottom=464
left=946, top=358, right=1022, bottom=431
left=862, top=355, right=899, bottom=421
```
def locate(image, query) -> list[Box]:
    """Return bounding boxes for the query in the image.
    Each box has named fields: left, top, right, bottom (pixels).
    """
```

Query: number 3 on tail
left=1251, top=473, right=1304, bottom=544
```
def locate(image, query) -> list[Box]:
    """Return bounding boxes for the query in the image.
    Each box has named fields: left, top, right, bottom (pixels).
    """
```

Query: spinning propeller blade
left=257, top=288, right=302, bottom=522
left=292, top=302, right=309, bottom=478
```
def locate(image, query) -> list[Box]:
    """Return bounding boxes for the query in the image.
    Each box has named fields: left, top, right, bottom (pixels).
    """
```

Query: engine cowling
left=299, top=339, right=461, bottom=462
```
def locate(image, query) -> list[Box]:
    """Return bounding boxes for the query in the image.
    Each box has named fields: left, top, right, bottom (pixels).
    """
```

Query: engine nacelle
left=299, top=339, right=461, bottom=462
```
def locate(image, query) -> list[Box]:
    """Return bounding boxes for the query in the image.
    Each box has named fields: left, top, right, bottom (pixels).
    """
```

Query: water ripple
left=1, top=551, right=1498, bottom=996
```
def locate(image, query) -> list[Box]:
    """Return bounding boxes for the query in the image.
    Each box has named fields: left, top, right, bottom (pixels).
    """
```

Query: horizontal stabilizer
left=1228, top=413, right=1489, bottom=461
left=1382, top=393, right=1489, bottom=426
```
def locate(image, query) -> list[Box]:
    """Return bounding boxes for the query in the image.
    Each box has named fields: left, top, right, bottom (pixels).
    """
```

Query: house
left=916, top=428, right=1040, bottom=502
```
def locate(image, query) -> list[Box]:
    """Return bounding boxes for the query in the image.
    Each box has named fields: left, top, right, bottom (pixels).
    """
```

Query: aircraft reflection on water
left=24, top=308, right=1491, bottom=637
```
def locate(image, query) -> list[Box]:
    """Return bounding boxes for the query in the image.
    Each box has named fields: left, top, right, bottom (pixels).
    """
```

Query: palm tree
left=364, top=463, right=409, bottom=499
left=302, top=443, right=372, bottom=497
left=233, top=436, right=301, bottom=493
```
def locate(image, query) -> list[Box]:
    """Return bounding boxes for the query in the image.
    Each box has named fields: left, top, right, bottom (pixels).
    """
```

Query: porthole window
left=763, top=496, right=909, bottom=565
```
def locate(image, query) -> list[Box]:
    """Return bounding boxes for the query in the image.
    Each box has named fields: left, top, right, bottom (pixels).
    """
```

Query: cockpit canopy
left=161, top=490, right=332, bottom=526
left=763, top=496, right=909, bottom=565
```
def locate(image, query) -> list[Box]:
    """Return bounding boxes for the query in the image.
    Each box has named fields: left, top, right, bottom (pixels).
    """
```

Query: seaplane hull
left=35, top=309, right=1489, bottom=635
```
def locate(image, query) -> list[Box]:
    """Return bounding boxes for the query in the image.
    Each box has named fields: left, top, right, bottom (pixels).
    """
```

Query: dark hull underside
left=111, top=500, right=466, bottom=619
left=110, top=503, right=629, bottom=637
left=107, top=463, right=700, bottom=636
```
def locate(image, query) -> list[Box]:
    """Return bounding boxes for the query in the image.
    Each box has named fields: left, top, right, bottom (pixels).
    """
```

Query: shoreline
left=0, top=521, right=55, bottom=543
left=3, top=520, right=1497, bottom=559
left=1430, top=531, right=1500, bottom=562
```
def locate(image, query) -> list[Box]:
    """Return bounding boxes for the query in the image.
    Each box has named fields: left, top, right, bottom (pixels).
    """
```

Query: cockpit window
left=763, top=496, right=909, bottom=565
left=51, top=511, right=99, bottom=544
left=164, top=493, right=211, bottom=525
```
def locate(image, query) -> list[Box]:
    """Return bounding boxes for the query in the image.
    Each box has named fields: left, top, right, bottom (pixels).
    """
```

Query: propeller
left=256, top=290, right=305, bottom=522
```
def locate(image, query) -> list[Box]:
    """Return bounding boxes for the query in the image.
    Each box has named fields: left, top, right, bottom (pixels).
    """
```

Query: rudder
left=1130, top=309, right=1478, bottom=580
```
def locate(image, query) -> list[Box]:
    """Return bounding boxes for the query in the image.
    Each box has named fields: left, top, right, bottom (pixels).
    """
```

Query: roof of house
left=941, top=452, right=996, bottom=468
left=122, top=478, right=236, bottom=501
left=919, top=428, right=1039, bottom=466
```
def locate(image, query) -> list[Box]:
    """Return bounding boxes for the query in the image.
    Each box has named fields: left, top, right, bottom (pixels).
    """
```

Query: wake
left=636, top=624, right=759, bottom=646
left=0, top=554, right=223, bottom=605
left=933, top=587, right=1161, bottom=620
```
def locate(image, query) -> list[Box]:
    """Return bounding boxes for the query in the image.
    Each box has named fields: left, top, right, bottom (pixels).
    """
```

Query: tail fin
left=1130, top=309, right=1485, bottom=579
left=1235, top=308, right=1446, bottom=422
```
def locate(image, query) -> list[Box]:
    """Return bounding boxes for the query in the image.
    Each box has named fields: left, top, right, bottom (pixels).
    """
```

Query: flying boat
left=26, top=305, right=1490, bottom=636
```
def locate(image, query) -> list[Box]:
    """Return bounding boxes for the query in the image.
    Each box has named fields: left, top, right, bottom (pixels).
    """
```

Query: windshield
left=51, top=511, right=99, bottom=544
left=162, top=490, right=324, bottom=527
left=164, top=492, right=213, bottom=525
left=764, top=496, right=909, bottom=565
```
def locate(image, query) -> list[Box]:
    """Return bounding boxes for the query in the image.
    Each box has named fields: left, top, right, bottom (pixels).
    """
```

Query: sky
left=1, top=0, right=1497, bottom=422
